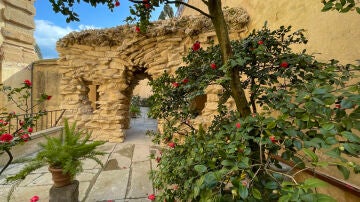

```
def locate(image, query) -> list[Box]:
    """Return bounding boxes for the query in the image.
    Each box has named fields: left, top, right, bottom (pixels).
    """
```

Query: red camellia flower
left=270, top=136, right=276, bottom=143
left=30, top=195, right=39, bottom=202
left=168, top=142, right=175, bottom=148
left=0, top=133, right=14, bottom=142
left=210, top=63, right=217, bottom=70
left=172, top=82, right=179, bottom=88
left=148, top=194, right=156, bottom=201
left=47, top=95, right=52, bottom=100
left=24, top=79, right=32, bottom=87
left=21, top=134, right=30, bottom=142
left=182, top=78, right=189, bottom=84
left=114, top=0, right=120, bottom=7
left=335, top=103, right=341, bottom=109
left=28, top=127, right=33, bottom=133
left=236, top=122, right=241, bottom=129
left=0, top=119, right=8, bottom=126
left=280, top=61, right=289, bottom=68
left=258, top=40, right=264, bottom=45
left=135, top=26, right=141, bottom=33
left=192, top=41, right=200, bottom=51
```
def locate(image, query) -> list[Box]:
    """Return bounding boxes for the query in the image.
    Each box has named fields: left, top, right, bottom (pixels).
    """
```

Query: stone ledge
left=3, top=0, right=35, bottom=14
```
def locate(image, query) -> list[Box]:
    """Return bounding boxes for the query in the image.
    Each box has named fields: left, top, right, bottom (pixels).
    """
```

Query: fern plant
left=7, top=119, right=105, bottom=181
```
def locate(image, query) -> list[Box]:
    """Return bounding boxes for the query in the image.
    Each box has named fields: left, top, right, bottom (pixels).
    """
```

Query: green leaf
left=252, top=188, right=262, bottom=199
left=194, top=165, right=208, bottom=173
left=239, top=184, right=249, bottom=199
left=321, top=123, right=335, bottom=131
left=311, top=162, right=328, bottom=167
left=343, top=143, right=360, bottom=155
left=264, top=181, right=278, bottom=189
left=292, top=156, right=305, bottom=169
left=312, top=88, right=328, bottom=95
left=221, top=160, right=234, bottom=167
left=267, top=121, right=276, bottom=129
left=356, top=7, right=360, bottom=14
left=279, top=194, right=291, bottom=202
left=337, top=165, right=350, bottom=179
left=303, top=178, right=327, bottom=188
left=340, top=99, right=353, bottom=109
left=293, top=140, right=302, bottom=150
left=303, top=148, right=318, bottom=162
left=341, top=131, right=360, bottom=143
left=312, top=97, right=325, bottom=105
left=325, top=137, right=338, bottom=145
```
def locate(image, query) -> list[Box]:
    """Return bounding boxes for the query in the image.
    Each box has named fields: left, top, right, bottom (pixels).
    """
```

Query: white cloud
left=34, top=20, right=101, bottom=58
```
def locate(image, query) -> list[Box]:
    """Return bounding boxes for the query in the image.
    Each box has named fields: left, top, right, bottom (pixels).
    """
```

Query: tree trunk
left=207, top=0, right=251, bottom=118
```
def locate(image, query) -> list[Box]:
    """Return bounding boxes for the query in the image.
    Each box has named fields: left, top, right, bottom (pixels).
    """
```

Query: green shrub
left=148, top=25, right=360, bottom=201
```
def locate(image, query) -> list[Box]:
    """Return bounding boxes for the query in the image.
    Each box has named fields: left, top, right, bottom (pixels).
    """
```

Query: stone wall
left=0, top=0, right=38, bottom=112
left=54, top=8, right=249, bottom=142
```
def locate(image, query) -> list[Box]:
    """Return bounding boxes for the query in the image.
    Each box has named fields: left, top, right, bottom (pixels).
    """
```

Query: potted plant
left=7, top=119, right=105, bottom=187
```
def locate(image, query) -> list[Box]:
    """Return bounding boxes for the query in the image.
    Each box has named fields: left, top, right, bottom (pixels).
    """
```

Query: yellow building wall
left=181, top=0, right=360, bottom=64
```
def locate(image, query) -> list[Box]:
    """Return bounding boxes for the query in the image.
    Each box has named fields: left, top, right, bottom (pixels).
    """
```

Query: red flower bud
left=24, top=79, right=32, bottom=87
left=19, top=120, right=24, bottom=126
left=115, top=1, right=120, bottom=7
left=182, top=78, right=189, bottom=84
left=280, top=61, right=289, bottom=68
left=236, top=122, right=241, bottom=129
left=145, top=3, right=151, bottom=9
left=168, top=142, right=176, bottom=148
left=156, top=157, right=161, bottom=163
left=135, top=26, right=141, bottom=33
left=30, top=195, right=39, bottom=202
left=172, top=82, right=179, bottom=88
left=210, top=63, right=217, bottom=70
left=21, top=134, right=30, bottom=142
left=270, top=136, right=276, bottom=143
left=258, top=40, right=264, bottom=45
left=192, top=41, right=200, bottom=51
left=28, top=127, right=33, bottom=133
left=47, top=95, right=52, bottom=100
left=335, top=104, right=341, bottom=109
left=148, top=194, right=156, bottom=201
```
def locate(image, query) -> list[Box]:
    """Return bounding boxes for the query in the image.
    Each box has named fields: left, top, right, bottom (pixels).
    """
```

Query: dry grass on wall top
left=56, top=7, right=249, bottom=48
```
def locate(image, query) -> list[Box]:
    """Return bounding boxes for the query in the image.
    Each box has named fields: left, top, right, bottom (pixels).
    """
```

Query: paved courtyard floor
left=0, top=107, right=159, bottom=202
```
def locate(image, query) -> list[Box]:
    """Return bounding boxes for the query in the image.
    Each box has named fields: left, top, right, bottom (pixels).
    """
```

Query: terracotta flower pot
left=48, top=166, right=73, bottom=187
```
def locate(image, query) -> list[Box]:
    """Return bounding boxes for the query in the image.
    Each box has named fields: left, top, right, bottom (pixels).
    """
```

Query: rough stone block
left=3, top=6, right=34, bottom=29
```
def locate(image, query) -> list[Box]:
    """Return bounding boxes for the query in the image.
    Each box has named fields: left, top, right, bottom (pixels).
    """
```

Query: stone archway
left=56, top=8, right=249, bottom=142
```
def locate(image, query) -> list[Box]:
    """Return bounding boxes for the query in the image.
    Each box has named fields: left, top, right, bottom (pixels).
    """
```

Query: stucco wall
left=181, top=0, right=360, bottom=64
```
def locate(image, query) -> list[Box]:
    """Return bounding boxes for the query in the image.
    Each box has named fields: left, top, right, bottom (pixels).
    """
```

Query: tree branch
left=165, top=1, right=212, bottom=18
left=128, top=0, right=212, bottom=19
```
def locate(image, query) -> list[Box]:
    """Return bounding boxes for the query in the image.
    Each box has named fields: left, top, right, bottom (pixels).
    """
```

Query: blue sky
left=34, top=1, right=169, bottom=58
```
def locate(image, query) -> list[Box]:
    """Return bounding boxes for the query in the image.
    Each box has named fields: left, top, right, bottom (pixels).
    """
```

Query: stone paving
left=0, top=107, right=159, bottom=202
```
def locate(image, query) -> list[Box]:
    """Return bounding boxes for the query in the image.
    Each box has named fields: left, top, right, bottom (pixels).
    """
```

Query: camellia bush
left=147, top=25, right=360, bottom=201
left=0, top=80, right=51, bottom=175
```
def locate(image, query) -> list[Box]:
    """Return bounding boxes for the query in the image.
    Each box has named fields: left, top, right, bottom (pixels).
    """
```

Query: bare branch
left=165, top=1, right=212, bottom=18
